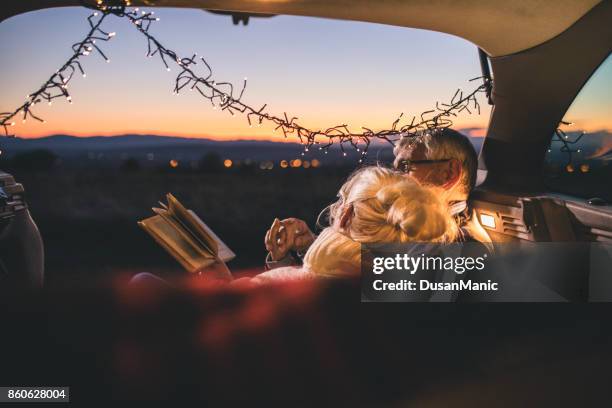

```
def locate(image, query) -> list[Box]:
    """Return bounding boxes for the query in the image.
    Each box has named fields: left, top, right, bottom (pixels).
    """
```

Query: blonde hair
left=304, top=166, right=458, bottom=277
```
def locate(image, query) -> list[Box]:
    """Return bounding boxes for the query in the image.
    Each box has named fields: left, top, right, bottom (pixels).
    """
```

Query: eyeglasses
left=395, top=159, right=451, bottom=173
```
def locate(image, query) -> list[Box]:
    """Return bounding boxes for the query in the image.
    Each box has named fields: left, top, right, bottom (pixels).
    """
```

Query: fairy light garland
left=121, top=5, right=489, bottom=161
left=0, top=11, right=116, bottom=137
left=548, top=120, right=584, bottom=168
left=1, top=0, right=489, bottom=162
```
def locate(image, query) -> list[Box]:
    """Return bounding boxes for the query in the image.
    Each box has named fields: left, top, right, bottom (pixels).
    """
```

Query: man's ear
left=339, top=204, right=354, bottom=229
left=442, top=159, right=462, bottom=189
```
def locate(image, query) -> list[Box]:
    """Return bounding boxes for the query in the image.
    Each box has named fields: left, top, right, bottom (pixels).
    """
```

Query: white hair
left=303, top=166, right=458, bottom=277
left=393, top=128, right=478, bottom=199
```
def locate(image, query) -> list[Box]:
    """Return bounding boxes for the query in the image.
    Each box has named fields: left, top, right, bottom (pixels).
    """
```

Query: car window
left=543, top=53, right=612, bottom=202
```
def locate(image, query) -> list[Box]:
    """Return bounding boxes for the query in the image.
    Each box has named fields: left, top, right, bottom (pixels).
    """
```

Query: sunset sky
left=0, top=7, right=609, bottom=141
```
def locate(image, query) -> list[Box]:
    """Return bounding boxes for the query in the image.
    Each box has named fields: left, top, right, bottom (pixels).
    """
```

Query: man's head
left=393, top=128, right=478, bottom=201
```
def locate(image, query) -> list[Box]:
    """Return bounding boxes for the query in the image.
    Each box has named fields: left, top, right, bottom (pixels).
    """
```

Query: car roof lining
left=1, top=0, right=603, bottom=57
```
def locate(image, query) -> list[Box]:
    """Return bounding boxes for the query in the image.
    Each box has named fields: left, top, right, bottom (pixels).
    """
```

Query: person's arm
left=195, top=257, right=233, bottom=281
left=252, top=266, right=315, bottom=284
left=264, top=218, right=316, bottom=270
left=265, top=251, right=299, bottom=270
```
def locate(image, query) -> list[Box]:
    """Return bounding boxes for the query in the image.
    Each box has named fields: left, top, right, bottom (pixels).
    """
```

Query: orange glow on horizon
left=4, top=100, right=496, bottom=141
left=5, top=105, right=610, bottom=142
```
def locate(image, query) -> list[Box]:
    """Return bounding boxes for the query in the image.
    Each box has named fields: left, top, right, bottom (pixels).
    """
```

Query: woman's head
left=304, top=166, right=458, bottom=277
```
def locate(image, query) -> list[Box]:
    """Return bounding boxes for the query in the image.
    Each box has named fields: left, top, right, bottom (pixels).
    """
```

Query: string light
left=119, top=6, right=489, bottom=158
left=2, top=1, right=490, bottom=161
left=0, top=9, right=117, bottom=137
left=549, top=121, right=585, bottom=167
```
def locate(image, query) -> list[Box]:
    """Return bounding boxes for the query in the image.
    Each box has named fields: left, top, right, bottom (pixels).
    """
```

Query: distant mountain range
left=0, top=134, right=299, bottom=152
left=14, top=131, right=612, bottom=168
left=0, top=134, right=399, bottom=166
left=2, top=131, right=609, bottom=163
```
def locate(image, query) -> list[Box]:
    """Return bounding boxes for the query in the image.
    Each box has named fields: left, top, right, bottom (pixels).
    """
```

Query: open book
left=138, top=193, right=235, bottom=273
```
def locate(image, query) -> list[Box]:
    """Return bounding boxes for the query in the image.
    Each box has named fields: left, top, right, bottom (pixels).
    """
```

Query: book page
left=187, top=210, right=236, bottom=263
left=154, top=207, right=215, bottom=257
left=138, top=214, right=216, bottom=273
left=166, top=193, right=219, bottom=255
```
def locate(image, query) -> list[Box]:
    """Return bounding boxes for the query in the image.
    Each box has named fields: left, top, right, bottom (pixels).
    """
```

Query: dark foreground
left=1, top=279, right=612, bottom=406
